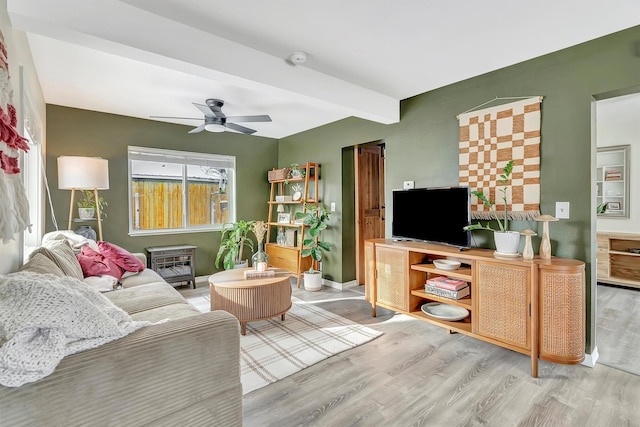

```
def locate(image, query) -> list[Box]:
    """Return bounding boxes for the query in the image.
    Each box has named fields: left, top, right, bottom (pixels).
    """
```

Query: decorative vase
left=520, top=229, right=537, bottom=260
left=78, top=207, right=95, bottom=219
left=251, top=242, right=270, bottom=271
left=276, top=227, right=287, bottom=246
left=75, top=225, right=97, bottom=241
left=539, top=222, right=552, bottom=259
left=303, top=271, right=322, bottom=291
left=493, top=231, right=520, bottom=254
left=535, top=215, right=559, bottom=260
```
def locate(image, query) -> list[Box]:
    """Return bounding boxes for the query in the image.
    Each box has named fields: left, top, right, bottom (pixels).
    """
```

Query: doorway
left=594, top=91, right=640, bottom=375
left=354, top=143, right=385, bottom=285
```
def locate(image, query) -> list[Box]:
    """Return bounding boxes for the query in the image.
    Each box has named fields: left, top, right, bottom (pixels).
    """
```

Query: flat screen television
left=392, top=186, right=471, bottom=249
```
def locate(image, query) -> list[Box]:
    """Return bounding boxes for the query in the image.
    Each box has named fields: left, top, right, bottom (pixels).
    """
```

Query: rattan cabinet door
left=538, top=263, right=585, bottom=364
left=475, top=261, right=531, bottom=351
left=375, top=246, right=408, bottom=311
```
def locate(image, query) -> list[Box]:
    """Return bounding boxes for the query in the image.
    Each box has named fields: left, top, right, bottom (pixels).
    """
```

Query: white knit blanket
left=0, top=272, right=149, bottom=387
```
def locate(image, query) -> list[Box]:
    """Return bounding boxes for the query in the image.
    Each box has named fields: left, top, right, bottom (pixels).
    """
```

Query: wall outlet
left=403, top=180, right=415, bottom=190
left=556, top=201, right=570, bottom=219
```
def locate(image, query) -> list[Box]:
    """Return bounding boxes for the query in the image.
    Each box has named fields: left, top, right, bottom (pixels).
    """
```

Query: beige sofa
left=0, top=241, right=242, bottom=427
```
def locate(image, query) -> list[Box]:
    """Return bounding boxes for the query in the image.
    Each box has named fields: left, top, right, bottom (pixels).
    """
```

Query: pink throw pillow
left=77, top=246, right=124, bottom=279
left=97, top=241, right=145, bottom=273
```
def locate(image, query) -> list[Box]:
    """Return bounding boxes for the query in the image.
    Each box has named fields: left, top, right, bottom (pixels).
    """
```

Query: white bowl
left=433, top=259, right=461, bottom=271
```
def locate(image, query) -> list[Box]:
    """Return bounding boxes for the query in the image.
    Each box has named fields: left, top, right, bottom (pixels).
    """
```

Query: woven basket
left=268, top=168, right=288, bottom=182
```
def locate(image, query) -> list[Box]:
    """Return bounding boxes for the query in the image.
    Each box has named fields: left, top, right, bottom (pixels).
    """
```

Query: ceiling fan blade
left=226, top=115, right=272, bottom=123
left=193, top=103, right=216, bottom=118
left=150, top=115, right=202, bottom=120
left=188, top=124, right=206, bottom=134
left=225, top=122, right=257, bottom=135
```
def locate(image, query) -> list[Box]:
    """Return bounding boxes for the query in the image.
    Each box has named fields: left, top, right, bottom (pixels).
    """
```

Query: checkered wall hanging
left=458, top=96, right=542, bottom=220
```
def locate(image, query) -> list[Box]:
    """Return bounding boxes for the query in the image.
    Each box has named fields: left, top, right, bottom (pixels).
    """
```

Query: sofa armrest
left=132, top=252, right=147, bottom=266
left=0, top=311, right=242, bottom=427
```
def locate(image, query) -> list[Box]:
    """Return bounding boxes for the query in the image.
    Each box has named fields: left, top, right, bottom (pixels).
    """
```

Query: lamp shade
left=57, top=156, right=109, bottom=190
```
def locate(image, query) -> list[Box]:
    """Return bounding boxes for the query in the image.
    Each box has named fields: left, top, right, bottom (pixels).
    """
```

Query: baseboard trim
left=582, top=346, right=599, bottom=368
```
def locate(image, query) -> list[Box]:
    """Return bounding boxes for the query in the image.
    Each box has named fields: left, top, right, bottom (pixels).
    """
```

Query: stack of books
left=605, top=170, right=622, bottom=181
left=425, top=276, right=469, bottom=300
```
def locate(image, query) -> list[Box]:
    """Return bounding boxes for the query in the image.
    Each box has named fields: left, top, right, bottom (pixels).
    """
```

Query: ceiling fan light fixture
left=204, top=123, right=226, bottom=132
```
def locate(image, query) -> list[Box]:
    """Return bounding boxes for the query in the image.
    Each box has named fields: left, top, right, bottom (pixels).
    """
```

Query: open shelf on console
left=410, top=263, right=472, bottom=281
left=408, top=309, right=472, bottom=334
left=411, top=289, right=472, bottom=310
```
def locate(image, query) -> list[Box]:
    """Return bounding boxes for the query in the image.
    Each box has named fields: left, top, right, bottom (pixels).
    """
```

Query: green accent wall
left=279, top=26, right=640, bottom=354
left=45, top=105, right=278, bottom=276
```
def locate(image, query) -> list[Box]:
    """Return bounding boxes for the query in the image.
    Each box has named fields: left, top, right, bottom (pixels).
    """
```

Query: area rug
left=187, top=295, right=383, bottom=394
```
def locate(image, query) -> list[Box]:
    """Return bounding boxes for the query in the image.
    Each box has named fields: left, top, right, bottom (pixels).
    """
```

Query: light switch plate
left=556, top=201, right=570, bottom=219
left=330, top=202, right=336, bottom=212
left=403, top=180, right=415, bottom=190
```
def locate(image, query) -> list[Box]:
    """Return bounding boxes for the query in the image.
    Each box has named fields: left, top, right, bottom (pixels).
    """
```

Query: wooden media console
left=365, top=239, right=585, bottom=377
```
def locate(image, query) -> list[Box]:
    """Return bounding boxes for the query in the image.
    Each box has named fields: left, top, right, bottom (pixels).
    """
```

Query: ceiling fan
left=150, top=99, right=272, bottom=135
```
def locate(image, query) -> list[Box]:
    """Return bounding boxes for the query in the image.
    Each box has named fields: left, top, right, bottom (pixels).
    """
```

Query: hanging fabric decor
left=458, top=96, right=542, bottom=221
left=0, top=30, right=31, bottom=243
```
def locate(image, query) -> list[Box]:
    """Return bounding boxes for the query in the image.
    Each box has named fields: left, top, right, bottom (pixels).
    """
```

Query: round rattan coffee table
left=208, top=268, right=293, bottom=335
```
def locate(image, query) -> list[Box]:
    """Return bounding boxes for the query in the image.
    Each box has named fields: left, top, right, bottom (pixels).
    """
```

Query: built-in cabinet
left=365, top=239, right=585, bottom=377
left=596, top=145, right=630, bottom=217
left=597, top=232, right=640, bottom=289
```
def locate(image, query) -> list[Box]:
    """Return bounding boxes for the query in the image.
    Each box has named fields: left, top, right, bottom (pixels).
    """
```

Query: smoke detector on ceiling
left=289, top=51, right=307, bottom=65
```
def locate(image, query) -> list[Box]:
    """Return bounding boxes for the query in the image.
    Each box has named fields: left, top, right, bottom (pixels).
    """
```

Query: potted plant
left=288, top=163, right=305, bottom=180
left=77, top=189, right=108, bottom=219
left=215, top=220, right=255, bottom=270
left=295, top=204, right=332, bottom=291
left=463, top=160, right=520, bottom=254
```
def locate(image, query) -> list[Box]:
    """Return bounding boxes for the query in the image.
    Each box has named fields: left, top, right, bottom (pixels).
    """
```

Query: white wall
left=596, top=92, right=640, bottom=234
left=0, top=0, right=46, bottom=274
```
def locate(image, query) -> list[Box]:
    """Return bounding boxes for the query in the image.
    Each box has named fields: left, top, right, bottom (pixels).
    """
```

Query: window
left=128, top=146, right=235, bottom=235
left=20, top=67, right=44, bottom=257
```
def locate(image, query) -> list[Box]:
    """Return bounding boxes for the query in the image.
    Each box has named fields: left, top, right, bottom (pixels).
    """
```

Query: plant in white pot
left=463, top=160, right=521, bottom=255
left=295, top=204, right=332, bottom=291
left=215, top=220, right=255, bottom=270
left=77, top=189, right=107, bottom=220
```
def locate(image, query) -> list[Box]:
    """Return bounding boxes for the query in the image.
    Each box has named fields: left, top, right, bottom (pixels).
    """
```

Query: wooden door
left=355, top=145, right=385, bottom=285
left=475, top=261, right=532, bottom=351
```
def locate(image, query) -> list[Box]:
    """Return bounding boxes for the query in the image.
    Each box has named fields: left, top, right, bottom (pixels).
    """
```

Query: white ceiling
left=8, top=0, right=640, bottom=139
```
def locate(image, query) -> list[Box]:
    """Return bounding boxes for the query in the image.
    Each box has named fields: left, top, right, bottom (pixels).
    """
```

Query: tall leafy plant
left=464, top=160, right=514, bottom=232
left=215, top=220, right=255, bottom=270
left=295, top=204, right=331, bottom=273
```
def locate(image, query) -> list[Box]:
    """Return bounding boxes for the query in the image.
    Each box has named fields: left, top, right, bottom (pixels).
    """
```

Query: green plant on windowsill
left=77, top=189, right=108, bottom=219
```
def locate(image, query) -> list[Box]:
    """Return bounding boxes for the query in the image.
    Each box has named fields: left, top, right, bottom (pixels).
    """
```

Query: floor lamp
left=57, top=156, right=109, bottom=241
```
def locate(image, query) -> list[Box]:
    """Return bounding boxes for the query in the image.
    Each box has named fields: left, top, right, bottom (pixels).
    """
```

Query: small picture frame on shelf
left=606, top=201, right=621, bottom=210
left=277, top=213, right=291, bottom=224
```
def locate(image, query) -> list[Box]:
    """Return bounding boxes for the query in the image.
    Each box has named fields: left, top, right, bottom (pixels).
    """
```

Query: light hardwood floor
left=596, top=283, right=640, bottom=376
left=180, top=280, right=640, bottom=427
